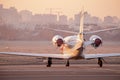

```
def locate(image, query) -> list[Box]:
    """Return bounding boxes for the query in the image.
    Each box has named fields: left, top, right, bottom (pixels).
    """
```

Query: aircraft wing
left=84, top=53, right=120, bottom=59
left=0, top=52, right=70, bottom=59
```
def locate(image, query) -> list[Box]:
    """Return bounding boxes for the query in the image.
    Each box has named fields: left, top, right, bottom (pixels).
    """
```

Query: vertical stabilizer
left=79, top=10, right=84, bottom=42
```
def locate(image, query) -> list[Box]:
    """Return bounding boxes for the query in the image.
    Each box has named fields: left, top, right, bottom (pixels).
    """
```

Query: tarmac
left=0, top=41, right=120, bottom=80
left=0, top=64, right=120, bottom=80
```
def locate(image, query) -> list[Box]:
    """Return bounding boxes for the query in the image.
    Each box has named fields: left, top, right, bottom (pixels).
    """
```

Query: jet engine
left=52, top=35, right=64, bottom=47
left=89, top=35, right=102, bottom=48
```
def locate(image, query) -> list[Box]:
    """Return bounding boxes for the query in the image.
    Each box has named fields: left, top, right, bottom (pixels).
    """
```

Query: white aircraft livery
left=0, top=11, right=120, bottom=67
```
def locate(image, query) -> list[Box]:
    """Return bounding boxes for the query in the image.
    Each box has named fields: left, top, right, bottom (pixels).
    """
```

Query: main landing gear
left=46, top=58, right=103, bottom=67
left=98, top=58, right=103, bottom=67
left=46, top=58, right=70, bottom=67
left=66, top=60, right=70, bottom=67
left=47, top=57, right=52, bottom=67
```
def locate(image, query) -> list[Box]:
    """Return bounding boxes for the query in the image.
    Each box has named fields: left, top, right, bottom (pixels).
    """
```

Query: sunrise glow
left=0, top=0, right=120, bottom=19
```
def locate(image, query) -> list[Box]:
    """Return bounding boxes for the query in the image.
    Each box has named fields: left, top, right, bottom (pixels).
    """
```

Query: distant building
left=84, top=12, right=101, bottom=25
left=68, top=18, right=74, bottom=26
left=19, top=10, right=32, bottom=22
left=32, top=14, right=57, bottom=25
left=104, top=16, right=113, bottom=23
left=0, top=4, right=3, bottom=9
left=74, top=12, right=80, bottom=26
left=103, top=16, right=119, bottom=26
left=58, top=15, right=68, bottom=25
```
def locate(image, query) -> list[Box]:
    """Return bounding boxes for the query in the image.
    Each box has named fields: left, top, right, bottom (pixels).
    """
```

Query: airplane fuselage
left=61, top=37, right=84, bottom=59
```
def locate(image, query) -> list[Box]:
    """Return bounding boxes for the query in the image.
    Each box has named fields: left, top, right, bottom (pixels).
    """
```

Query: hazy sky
left=0, top=0, right=120, bottom=19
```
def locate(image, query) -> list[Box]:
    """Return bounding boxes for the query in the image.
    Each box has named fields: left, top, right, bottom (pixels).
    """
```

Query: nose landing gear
left=66, top=60, right=70, bottom=67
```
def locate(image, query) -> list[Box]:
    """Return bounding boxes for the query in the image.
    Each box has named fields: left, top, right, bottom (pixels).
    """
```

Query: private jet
left=0, top=11, right=120, bottom=67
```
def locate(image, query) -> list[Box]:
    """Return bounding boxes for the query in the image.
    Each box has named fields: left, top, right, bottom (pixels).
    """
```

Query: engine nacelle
left=89, top=35, right=102, bottom=48
left=52, top=35, right=64, bottom=47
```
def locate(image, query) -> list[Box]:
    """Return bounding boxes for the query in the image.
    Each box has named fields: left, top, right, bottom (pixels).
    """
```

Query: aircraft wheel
left=98, top=58, right=103, bottom=67
left=47, top=57, right=52, bottom=67
left=66, top=60, right=70, bottom=67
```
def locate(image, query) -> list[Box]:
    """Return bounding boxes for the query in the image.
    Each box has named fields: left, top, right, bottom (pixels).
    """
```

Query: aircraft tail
left=79, top=11, right=84, bottom=42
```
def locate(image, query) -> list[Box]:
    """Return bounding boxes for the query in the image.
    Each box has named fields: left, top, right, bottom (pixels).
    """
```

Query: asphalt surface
left=0, top=64, right=120, bottom=80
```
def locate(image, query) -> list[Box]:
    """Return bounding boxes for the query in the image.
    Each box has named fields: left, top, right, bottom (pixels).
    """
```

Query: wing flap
left=84, top=53, right=120, bottom=59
